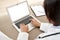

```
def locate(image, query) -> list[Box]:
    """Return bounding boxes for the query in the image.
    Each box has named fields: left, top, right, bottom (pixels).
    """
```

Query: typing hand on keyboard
left=29, top=19, right=40, bottom=28
left=20, top=23, right=28, bottom=32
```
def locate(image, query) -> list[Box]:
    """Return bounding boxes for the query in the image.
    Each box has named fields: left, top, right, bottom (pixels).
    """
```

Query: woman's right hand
left=30, top=19, right=41, bottom=28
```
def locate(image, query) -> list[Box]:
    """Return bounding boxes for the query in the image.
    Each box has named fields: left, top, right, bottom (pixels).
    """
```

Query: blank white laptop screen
left=7, top=2, right=29, bottom=22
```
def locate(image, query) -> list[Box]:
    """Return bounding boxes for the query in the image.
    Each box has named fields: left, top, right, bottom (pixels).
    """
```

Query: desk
left=0, top=0, right=48, bottom=40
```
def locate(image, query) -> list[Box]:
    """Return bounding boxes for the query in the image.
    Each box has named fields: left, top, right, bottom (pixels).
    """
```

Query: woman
left=17, top=0, right=60, bottom=40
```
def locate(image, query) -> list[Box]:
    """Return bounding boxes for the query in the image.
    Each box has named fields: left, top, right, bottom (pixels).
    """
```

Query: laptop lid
left=7, top=1, right=29, bottom=22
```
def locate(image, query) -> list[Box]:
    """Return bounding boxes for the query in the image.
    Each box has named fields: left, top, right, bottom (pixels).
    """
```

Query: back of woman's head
left=44, top=0, right=60, bottom=26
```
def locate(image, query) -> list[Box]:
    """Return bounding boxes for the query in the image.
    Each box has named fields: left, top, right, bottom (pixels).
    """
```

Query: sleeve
left=35, top=34, right=60, bottom=40
left=17, top=32, right=29, bottom=40
left=39, top=23, right=53, bottom=33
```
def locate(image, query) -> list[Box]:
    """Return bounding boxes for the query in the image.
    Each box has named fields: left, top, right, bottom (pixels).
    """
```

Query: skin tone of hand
left=20, top=19, right=41, bottom=32
left=30, top=19, right=41, bottom=28
left=20, top=24, right=28, bottom=32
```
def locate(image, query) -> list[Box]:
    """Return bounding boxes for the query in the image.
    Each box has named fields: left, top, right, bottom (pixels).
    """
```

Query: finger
left=26, top=25, right=28, bottom=27
left=22, top=24, right=28, bottom=28
left=20, top=24, right=23, bottom=27
left=20, top=24, right=22, bottom=29
left=31, top=19, right=35, bottom=22
left=29, top=18, right=33, bottom=21
left=31, top=21, right=34, bottom=24
left=21, top=24, right=27, bottom=28
left=22, top=23, right=26, bottom=26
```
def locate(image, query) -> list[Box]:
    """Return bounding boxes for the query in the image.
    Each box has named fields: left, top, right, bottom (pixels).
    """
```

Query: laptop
left=7, top=1, right=40, bottom=32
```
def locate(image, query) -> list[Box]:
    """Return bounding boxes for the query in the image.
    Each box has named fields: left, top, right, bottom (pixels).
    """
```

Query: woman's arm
left=17, top=32, right=29, bottom=40
left=17, top=24, right=29, bottom=40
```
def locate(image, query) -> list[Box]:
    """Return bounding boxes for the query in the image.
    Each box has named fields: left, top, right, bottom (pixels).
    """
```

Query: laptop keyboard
left=15, top=16, right=33, bottom=28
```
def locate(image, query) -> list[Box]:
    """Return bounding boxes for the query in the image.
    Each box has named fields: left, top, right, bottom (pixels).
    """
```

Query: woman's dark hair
left=44, top=0, right=60, bottom=26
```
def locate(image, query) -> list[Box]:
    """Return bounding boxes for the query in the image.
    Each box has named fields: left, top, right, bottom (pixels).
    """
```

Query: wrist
left=36, top=22, right=41, bottom=27
left=21, top=31, right=28, bottom=33
left=21, top=30, right=28, bottom=33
